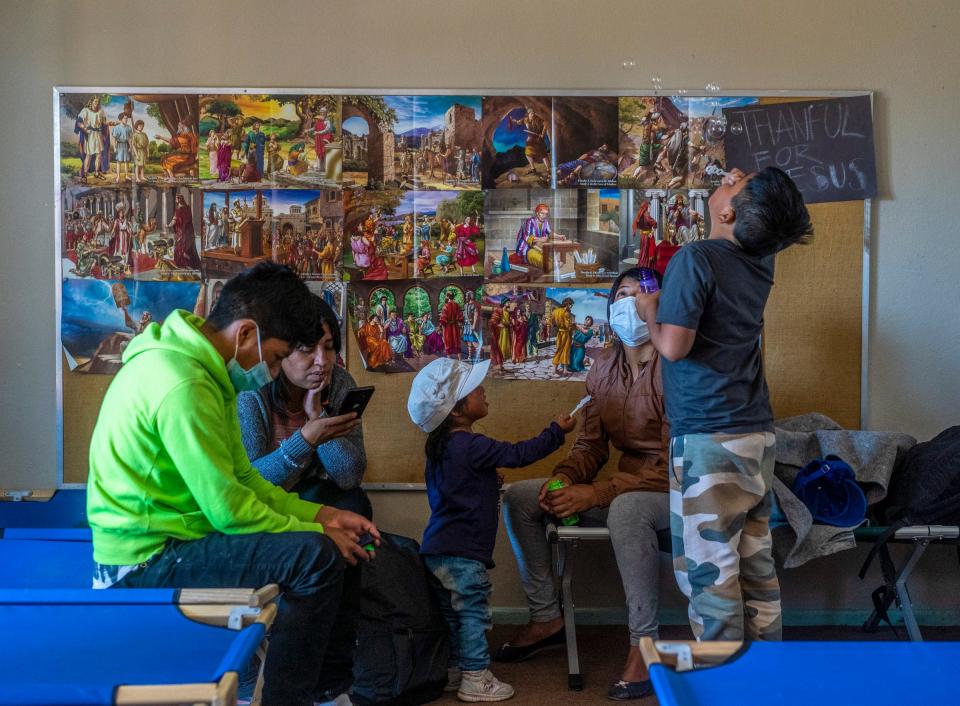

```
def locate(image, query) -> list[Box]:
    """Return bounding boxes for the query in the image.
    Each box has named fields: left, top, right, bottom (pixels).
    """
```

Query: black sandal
left=492, top=628, right=565, bottom=663
left=607, top=679, right=653, bottom=701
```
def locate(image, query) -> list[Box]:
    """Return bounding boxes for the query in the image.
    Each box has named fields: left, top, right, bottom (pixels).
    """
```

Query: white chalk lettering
left=810, top=165, right=831, bottom=191
left=824, top=102, right=843, bottom=139
left=842, top=106, right=866, bottom=139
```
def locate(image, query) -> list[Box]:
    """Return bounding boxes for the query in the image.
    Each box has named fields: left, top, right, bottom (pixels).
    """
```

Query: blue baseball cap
left=792, top=455, right=867, bottom=527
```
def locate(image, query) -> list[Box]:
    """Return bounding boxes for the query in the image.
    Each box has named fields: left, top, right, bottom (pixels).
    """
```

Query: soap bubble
left=729, top=122, right=744, bottom=136
left=651, top=75, right=663, bottom=92
left=706, top=117, right=727, bottom=141
left=621, top=58, right=637, bottom=69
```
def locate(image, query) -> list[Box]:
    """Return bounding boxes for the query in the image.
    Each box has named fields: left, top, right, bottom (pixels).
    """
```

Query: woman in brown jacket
left=497, top=268, right=669, bottom=702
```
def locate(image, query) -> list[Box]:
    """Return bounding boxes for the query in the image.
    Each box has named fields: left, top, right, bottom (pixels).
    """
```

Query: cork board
left=63, top=201, right=863, bottom=486
left=60, top=90, right=869, bottom=487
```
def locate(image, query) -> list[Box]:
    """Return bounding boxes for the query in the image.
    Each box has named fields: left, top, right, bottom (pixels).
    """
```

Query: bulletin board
left=55, top=89, right=872, bottom=487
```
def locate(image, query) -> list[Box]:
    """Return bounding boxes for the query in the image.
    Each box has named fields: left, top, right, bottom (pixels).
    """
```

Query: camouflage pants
left=670, top=432, right=782, bottom=641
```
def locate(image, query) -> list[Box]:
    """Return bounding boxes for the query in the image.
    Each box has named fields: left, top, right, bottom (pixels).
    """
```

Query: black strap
left=858, top=518, right=908, bottom=579
left=868, top=584, right=902, bottom=639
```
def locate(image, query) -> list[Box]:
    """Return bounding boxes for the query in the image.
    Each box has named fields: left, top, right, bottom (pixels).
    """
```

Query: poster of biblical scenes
left=308, top=281, right=349, bottom=366
left=200, top=188, right=343, bottom=281
left=61, top=279, right=202, bottom=375
left=342, top=96, right=482, bottom=191
left=62, top=185, right=202, bottom=282
left=61, top=90, right=844, bottom=381
left=481, top=97, right=620, bottom=190
left=686, top=96, right=758, bottom=188
left=484, top=188, right=621, bottom=284
left=198, top=94, right=342, bottom=188
left=348, top=277, right=485, bottom=373
left=482, top=284, right=610, bottom=382
left=198, top=278, right=345, bottom=337
left=59, top=93, right=200, bottom=186
left=620, top=188, right=710, bottom=274
left=343, top=188, right=484, bottom=281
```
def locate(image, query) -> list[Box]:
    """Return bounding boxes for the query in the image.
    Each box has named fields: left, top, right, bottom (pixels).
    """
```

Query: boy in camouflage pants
left=640, top=167, right=813, bottom=641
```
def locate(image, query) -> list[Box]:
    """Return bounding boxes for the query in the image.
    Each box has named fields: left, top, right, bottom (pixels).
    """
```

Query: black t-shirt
left=657, top=239, right=775, bottom=437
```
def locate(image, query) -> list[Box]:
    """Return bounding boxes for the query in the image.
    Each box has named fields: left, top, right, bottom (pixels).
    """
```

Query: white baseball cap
left=407, top=358, right=491, bottom=432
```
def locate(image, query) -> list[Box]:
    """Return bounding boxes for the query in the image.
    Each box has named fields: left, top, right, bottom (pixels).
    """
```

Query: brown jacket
left=553, top=348, right=669, bottom=506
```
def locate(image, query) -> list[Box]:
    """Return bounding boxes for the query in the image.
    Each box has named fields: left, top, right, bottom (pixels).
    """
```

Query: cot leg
left=896, top=541, right=928, bottom=642
left=251, top=641, right=268, bottom=706
left=863, top=540, right=928, bottom=640
left=560, top=539, right=583, bottom=691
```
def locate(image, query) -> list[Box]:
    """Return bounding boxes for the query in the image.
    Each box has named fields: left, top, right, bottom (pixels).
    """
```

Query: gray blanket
left=771, top=413, right=916, bottom=568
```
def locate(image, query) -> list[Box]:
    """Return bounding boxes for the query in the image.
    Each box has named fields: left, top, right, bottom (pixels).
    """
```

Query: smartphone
left=337, top=386, right=375, bottom=418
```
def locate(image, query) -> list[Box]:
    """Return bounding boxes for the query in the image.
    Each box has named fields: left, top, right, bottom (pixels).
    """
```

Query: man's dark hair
left=207, top=262, right=318, bottom=347
left=732, top=167, right=814, bottom=257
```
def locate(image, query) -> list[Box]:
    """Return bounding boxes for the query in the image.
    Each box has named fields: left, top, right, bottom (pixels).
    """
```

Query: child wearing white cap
left=408, top=357, right=575, bottom=701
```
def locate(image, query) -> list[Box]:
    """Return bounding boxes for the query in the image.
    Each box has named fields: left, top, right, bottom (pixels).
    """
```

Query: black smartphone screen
left=338, top=386, right=375, bottom=418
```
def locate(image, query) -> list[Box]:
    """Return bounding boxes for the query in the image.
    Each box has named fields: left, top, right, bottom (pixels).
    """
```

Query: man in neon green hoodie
left=87, top=262, right=379, bottom=706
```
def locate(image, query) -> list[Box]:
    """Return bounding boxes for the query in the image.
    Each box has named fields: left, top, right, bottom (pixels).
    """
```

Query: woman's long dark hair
left=268, top=294, right=342, bottom=416
left=425, top=399, right=468, bottom=465
left=607, top=267, right=661, bottom=385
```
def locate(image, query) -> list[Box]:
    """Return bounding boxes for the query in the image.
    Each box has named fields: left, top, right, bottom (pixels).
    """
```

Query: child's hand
left=554, top=414, right=577, bottom=434
left=722, top=167, right=747, bottom=187
left=634, top=290, right=660, bottom=322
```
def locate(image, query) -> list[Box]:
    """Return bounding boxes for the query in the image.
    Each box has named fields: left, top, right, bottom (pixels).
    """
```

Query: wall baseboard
left=491, top=606, right=960, bottom=628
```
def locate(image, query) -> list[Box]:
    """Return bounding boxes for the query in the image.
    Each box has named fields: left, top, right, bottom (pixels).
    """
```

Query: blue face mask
left=608, top=296, right=651, bottom=348
left=226, top=324, right=273, bottom=392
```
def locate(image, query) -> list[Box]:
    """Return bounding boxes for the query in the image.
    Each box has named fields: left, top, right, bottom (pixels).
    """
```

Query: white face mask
left=226, top=323, right=274, bottom=392
left=608, top=296, right=650, bottom=348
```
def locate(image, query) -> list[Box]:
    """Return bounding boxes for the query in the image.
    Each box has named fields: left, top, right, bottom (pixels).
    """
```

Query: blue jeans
left=423, top=554, right=492, bottom=672
left=114, top=531, right=356, bottom=706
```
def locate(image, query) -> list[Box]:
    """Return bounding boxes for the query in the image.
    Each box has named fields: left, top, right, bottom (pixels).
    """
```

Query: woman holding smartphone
left=238, top=294, right=372, bottom=518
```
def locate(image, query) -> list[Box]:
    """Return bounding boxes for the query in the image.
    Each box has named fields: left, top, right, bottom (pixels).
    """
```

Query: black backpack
left=878, top=426, right=960, bottom=528
left=859, top=426, right=960, bottom=627
left=351, top=533, right=448, bottom=706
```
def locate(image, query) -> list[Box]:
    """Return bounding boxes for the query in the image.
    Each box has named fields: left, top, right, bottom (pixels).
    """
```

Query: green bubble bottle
left=548, top=478, right=580, bottom=526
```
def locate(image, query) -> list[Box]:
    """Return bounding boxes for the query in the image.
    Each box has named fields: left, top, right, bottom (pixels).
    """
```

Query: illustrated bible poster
left=348, top=277, right=485, bottom=373
left=482, top=283, right=610, bottom=382
left=56, top=89, right=875, bottom=381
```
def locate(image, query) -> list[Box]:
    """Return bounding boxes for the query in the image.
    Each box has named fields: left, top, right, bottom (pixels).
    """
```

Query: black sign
left=722, top=95, right=877, bottom=204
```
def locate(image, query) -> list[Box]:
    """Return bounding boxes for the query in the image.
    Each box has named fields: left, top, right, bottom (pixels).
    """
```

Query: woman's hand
left=301, top=412, right=361, bottom=447
left=545, top=483, right=598, bottom=518
left=304, top=386, right=326, bottom=420
left=538, top=475, right=570, bottom=513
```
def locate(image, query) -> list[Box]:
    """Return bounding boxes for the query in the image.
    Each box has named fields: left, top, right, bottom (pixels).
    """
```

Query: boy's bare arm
left=637, top=293, right=697, bottom=362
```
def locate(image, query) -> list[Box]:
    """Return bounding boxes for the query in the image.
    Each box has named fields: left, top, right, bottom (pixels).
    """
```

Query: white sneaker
left=445, top=666, right=463, bottom=692
left=457, top=669, right=515, bottom=702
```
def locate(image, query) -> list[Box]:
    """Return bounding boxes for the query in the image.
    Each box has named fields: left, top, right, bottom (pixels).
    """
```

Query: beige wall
left=1, top=0, right=959, bottom=618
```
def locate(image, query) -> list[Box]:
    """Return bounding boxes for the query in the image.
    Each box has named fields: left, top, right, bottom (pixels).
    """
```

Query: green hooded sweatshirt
left=87, top=309, right=324, bottom=565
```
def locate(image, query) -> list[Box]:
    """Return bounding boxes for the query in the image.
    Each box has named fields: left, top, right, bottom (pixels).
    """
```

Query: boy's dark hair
left=207, top=262, right=318, bottom=347
left=425, top=399, right=468, bottom=465
left=732, top=167, right=814, bottom=257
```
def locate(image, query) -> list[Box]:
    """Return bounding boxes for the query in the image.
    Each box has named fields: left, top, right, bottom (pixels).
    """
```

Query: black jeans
left=292, top=476, right=374, bottom=520
left=114, top=531, right=357, bottom=706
